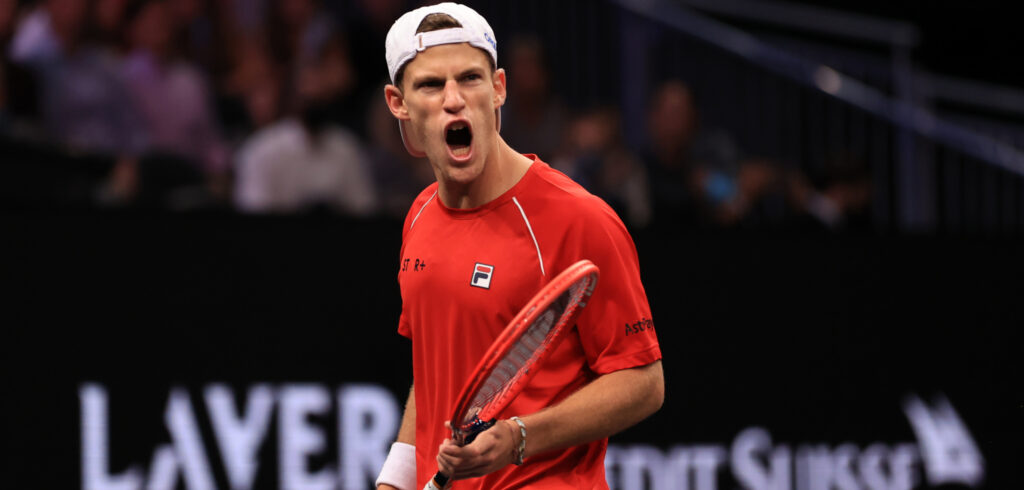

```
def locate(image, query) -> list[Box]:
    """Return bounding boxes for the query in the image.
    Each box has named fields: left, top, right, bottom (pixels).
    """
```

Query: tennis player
left=376, top=3, right=663, bottom=489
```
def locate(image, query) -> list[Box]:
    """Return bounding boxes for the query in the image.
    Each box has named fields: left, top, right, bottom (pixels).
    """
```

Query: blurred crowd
left=0, top=0, right=871, bottom=231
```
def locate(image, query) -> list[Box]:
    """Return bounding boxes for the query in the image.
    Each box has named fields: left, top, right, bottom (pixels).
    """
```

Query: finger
left=438, top=441, right=464, bottom=462
left=438, top=446, right=487, bottom=480
left=437, top=448, right=472, bottom=478
left=438, top=439, right=467, bottom=457
left=436, top=452, right=455, bottom=476
left=445, top=447, right=505, bottom=480
left=452, top=460, right=494, bottom=480
left=440, top=459, right=487, bottom=481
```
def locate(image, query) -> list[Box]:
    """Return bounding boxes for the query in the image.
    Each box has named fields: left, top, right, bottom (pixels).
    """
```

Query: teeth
left=450, top=122, right=466, bottom=131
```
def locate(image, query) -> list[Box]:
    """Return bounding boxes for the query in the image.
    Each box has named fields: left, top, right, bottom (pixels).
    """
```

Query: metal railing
left=611, top=0, right=1024, bottom=231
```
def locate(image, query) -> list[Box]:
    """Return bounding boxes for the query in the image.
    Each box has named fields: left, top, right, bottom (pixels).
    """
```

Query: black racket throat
left=455, top=417, right=496, bottom=445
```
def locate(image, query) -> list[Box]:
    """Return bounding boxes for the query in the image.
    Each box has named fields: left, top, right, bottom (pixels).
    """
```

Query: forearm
left=378, top=385, right=416, bottom=490
left=518, top=360, right=664, bottom=459
left=434, top=361, right=664, bottom=481
left=396, top=385, right=416, bottom=445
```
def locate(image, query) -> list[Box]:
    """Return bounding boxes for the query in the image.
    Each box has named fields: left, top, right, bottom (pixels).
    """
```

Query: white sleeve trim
left=409, top=190, right=437, bottom=230
left=512, top=196, right=545, bottom=276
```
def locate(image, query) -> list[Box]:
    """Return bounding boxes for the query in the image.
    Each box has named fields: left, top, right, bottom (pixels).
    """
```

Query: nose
left=442, top=79, right=466, bottom=114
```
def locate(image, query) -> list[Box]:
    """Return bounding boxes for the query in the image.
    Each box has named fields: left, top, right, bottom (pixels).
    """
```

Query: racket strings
left=459, top=281, right=590, bottom=428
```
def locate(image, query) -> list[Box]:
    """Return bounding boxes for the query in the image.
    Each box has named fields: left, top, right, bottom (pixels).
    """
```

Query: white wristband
left=376, top=442, right=416, bottom=490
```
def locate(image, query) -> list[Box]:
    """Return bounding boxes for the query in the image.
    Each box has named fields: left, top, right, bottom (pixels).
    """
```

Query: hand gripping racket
left=424, top=260, right=600, bottom=490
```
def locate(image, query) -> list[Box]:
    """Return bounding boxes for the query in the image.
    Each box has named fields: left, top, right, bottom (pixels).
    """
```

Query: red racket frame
left=428, top=260, right=599, bottom=489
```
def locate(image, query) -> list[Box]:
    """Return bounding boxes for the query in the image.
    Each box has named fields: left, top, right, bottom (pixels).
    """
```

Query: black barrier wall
left=2, top=214, right=1021, bottom=489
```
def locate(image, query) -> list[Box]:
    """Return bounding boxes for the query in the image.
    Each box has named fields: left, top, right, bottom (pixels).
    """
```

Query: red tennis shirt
left=397, top=155, right=662, bottom=489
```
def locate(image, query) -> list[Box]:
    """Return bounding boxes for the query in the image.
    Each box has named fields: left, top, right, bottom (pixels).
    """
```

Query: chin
left=431, top=144, right=485, bottom=183
left=439, top=160, right=484, bottom=186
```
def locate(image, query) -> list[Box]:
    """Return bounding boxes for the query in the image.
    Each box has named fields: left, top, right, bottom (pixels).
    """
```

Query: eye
left=416, top=79, right=443, bottom=90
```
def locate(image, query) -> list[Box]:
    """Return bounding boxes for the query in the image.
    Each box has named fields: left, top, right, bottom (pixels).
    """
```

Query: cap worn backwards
left=385, top=2, right=498, bottom=84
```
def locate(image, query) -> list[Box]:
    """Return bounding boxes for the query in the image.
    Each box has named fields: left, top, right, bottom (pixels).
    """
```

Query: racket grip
left=424, top=471, right=449, bottom=490
left=424, top=419, right=492, bottom=489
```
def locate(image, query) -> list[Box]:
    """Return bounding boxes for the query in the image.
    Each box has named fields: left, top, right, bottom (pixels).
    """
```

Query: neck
left=438, top=138, right=533, bottom=209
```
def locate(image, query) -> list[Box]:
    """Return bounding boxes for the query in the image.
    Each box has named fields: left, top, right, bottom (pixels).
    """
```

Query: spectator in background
left=553, top=106, right=652, bottom=229
left=264, top=0, right=360, bottom=134
left=298, top=30, right=361, bottom=132
left=169, top=0, right=237, bottom=88
left=500, top=34, right=569, bottom=163
left=788, top=151, right=873, bottom=231
left=91, top=0, right=128, bottom=50
left=365, top=84, right=434, bottom=220
left=220, top=36, right=282, bottom=140
left=644, top=79, right=786, bottom=228
left=7, top=0, right=152, bottom=207
left=0, top=0, right=13, bottom=46
left=122, top=0, right=230, bottom=202
left=268, top=0, right=333, bottom=68
left=223, top=0, right=269, bottom=39
left=336, top=0, right=404, bottom=139
left=233, top=28, right=376, bottom=216
left=170, top=0, right=267, bottom=141
left=8, top=0, right=61, bottom=62
left=0, top=0, right=16, bottom=130
left=8, top=0, right=145, bottom=155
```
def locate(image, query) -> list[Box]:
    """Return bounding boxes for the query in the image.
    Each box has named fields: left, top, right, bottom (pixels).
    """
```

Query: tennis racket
left=424, top=259, right=600, bottom=490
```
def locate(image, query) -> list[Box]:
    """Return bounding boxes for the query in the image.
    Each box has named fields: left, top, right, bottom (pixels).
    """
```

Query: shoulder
left=519, top=158, right=590, bottom=202
left=520, top=158, right=625, bottom=230
left=518, top=158, right=638, bottom=266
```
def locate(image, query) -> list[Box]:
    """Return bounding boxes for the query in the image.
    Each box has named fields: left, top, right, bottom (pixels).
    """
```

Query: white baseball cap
left=385, top=2, right=501, bottom=157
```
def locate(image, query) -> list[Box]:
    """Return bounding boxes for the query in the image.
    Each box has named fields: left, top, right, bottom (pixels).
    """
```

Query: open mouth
left=445, top=122, right=472, bottom=158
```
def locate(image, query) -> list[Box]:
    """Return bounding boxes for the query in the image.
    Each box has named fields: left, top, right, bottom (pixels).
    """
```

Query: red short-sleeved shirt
left=397, top=156, right=661, bottom=489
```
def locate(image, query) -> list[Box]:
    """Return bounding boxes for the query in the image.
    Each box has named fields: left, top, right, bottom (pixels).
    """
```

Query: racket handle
left=424, top=419, right=492, bottom=489
left=423, top=471, right=449, bottom=490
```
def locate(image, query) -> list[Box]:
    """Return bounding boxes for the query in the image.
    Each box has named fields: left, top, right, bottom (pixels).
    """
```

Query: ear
left=492, top=68, right=507, bottom=108
left=384, top=84, right=411, bottom=121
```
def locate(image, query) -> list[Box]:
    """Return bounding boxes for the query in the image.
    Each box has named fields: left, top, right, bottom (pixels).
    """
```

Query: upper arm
left=569, top=204, right=662, bottom=375
left=635, top=360, right=665, bottom=408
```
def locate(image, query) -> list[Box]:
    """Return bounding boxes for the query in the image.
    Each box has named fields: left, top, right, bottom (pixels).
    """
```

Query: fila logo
left=471, top=263, right=494, bottom=289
